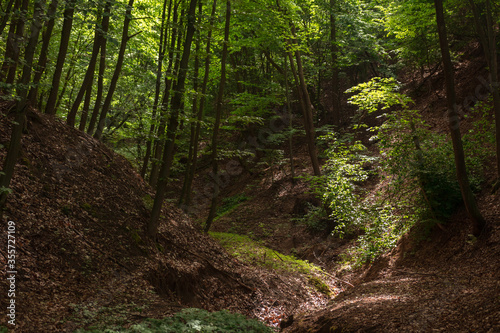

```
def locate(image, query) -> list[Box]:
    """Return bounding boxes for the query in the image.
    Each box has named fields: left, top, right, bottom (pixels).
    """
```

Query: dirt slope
left=0, top=105, right=325, bottom=332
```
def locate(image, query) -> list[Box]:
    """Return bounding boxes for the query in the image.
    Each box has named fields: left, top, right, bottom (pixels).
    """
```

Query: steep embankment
left=0, top=104, right=326, bottom=332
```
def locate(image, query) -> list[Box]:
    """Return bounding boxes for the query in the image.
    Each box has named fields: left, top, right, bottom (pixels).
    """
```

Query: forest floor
left=0, top=43, right=499, bottom=332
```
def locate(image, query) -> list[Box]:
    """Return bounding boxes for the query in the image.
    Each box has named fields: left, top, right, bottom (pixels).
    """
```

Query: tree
left=45, top=0, right=76, bottom=115
left=0, top=0, right=28, bottom=88
left=148, top=0, right=198, bottom=238
left=28, top=0, right=59, bottom=106
left=204, top=0, right=231, bottom=233
left=0, top=0, right=45, bottom=210
left=179, top=0, right=217, bottom=207
left=94, top=0, right=135, bottom=140
left=433, top=0, right=485, bottom=236
left=66, top=0, right=112, bottom=129
left=140, top=0, right=171, bottom=179
left=468, top=0, right=500, bottom=189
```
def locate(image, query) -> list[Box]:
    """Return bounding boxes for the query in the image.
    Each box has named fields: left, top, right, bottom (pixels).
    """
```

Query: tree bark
left=45, top=0, right=76, bottom=115
left=434, top=0, right=485, bottom=236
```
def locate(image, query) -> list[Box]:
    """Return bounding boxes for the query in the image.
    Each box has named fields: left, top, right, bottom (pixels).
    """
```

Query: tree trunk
left=468, top=0, right=500, bottom=187
left=179, top=0, right=203, bottom=206
left=141, top=0, right=171, bottom=179
left=67, top=0, right=111, bottom=128
left=94, top=0, right=135, bottom=140
left=86, top=1, right=111, bottom=135
left=179, top=0, right=216, bottom=207
left=288, top=27, right=321, bottom=176
left=0, top=0, right=15, bottom=36
left=148, top=0, right=198, bottom=238
left=45, top=0, right=75, bottom=115
left=28, top=0, right=59, bottom=106
left=434, top=0, right=485, bottom=236
left=149, top=2, right=181, bottom=187
left=330, top=0, right=340, bottom=126
left=1, top=0, right=27, bottom=87
left=204, top=0, right=230, bottom=233
left=0, top=0, right=45, bottom=211
left=284, top=54, right=295, bottom=184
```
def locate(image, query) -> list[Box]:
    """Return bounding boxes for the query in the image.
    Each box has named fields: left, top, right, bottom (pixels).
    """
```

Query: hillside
left=0, top=103, right=334, bottom=332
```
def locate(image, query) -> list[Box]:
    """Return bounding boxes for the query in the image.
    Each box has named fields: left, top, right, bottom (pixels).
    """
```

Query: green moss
left=210, top=232, right=321, bottom=275
left=308, top=276, right=331, bottom=296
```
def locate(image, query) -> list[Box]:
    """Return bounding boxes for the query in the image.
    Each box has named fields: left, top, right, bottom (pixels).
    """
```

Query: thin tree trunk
left=284, top=54, right=295, bottom=184
left=468, top=0, right=500, bottom=187
left=28, top=0, right=59, bottom=105
left=180, top=0, right=217, bottom=207
left=0, top=0, right=15, bottom=36
left=67, top=1, right=109, bottom=127
left=179, top=0, right=202, bottom=206
left=0, top=0, right=45, bottom=211
left=434, top=0, right=485, bottom=236
left=45, top=0, right=75, bottom=115
left=141, top=0, right=171, bottom=179
left=204, top=0, right=230, bottom=233
left=149, top=2, right=181, bottom=187
left=148, top=0, right=198, bottom=238
left=330, top=0, right=340, bottom=126
left=87, top=1, right=111, bottom=135
left=1, top=0, right=27, bottom=87
left=288, top=27, right=321, bottom=176
left=94, top=0, right=135, bottom=140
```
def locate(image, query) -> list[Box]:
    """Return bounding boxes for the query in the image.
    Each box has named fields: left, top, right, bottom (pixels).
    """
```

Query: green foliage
left=380, top=0, right=440, bottom=69
left=307, top=134, right=374, bottom=236
left=75, top=308, right=274, bottom=333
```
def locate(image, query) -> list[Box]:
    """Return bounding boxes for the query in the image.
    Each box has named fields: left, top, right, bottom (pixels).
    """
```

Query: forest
left=0, top=0, right=499, bottom=331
